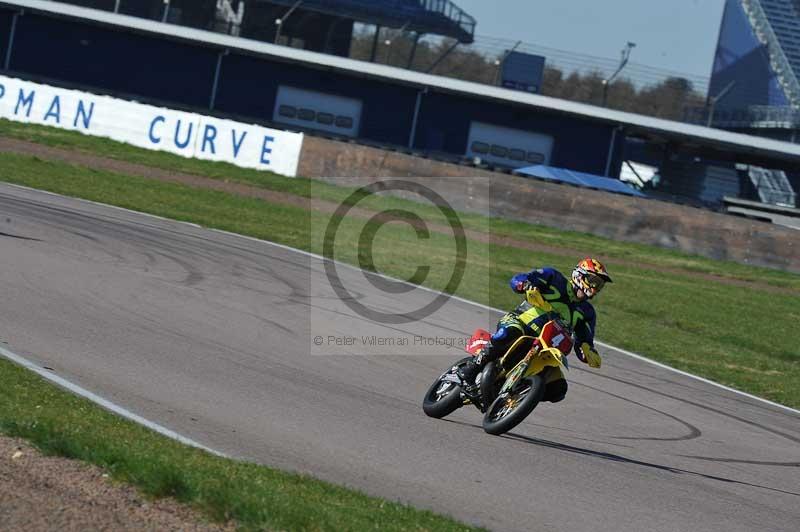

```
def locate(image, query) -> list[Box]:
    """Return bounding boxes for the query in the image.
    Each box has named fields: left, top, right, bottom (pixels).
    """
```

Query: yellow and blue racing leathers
left=501, top=267, right=598, bottom=364
left=474, top=267, right=601, bottom=402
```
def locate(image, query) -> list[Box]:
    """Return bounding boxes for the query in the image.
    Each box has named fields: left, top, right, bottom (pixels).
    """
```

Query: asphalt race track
left=1, top=183, right=799, bottom=532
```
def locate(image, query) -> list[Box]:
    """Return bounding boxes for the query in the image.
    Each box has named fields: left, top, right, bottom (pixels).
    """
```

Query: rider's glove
left=580, top=342, right=602, bottom=368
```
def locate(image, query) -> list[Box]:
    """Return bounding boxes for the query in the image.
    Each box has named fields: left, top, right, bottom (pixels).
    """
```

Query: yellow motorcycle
left=422, top=289, right=572, bottom=436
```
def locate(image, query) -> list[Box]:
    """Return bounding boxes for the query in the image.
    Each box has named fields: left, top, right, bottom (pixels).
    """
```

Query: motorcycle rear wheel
left=479, top=361, right=500, bottom=411
left=482, top=375, right=545, bottom=435
left=422, top=357, right=471, bottom=419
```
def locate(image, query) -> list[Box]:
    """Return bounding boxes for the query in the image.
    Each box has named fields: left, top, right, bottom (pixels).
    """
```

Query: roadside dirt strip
left=0, top=435, right=233, bottom=531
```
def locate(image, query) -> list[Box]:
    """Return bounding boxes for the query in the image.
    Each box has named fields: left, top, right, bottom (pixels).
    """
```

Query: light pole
left=161, top=0, right=170, bottom=23
left=706, top=81, right=736, bottom=127
left=384, top=21, right=410, bottom=65
left=425, top=40, right=460, bottom=74
left=493, top=40, right=522, bottom=85
left=275, top=0, right=304, bottom=44
left=602, top=41, right=636, bottom=106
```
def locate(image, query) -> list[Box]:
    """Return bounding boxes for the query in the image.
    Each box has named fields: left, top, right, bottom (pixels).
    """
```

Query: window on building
left=527, top=152, right=545, bottom=164
left=278, top=105, right=297, bottom=118
left=509, top=148, right=526, bottom=161
left=471, top=141, right=490, bottom=154
left=297, top=108, right=316, bottom=121
left=317, top=112, right=334, bottom=125
left=491, top=145, right=509, bottom=157
left=335, top=116, right=354, bottom=129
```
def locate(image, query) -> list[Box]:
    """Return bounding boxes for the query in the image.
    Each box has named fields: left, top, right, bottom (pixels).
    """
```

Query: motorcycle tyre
left=482, top=375, right=545, bottom=436
left=422, top=357, right=471, bottom=419
left=479, top=361, right=500, bottom=411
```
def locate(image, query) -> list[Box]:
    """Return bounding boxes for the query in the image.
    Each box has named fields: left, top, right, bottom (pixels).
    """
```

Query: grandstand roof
left=7, top=0, right=800, bottom=166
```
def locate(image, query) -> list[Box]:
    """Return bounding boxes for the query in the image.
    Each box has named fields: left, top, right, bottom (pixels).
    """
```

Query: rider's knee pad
left=480, top=327, right=510, bottom=364
left=491, top=326, right=509, bottom=343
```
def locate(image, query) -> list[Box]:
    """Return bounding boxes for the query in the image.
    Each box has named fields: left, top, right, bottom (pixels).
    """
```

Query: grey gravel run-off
left=0, top=183, right=798, bottom=532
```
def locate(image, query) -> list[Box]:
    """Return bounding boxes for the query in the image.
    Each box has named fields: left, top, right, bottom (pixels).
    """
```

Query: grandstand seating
left=46, top=0, right=114, bottom=10
left=758, top=0, right=800, bottom=104
left=262, top=0, right=475, bottom=43
left=44, top=1, right=218, bottom=28
left=748, top=166, right=797, bottom=206
left=711, top=1, right=800, bottom=130
left=48, top=0, right=475, bottom=54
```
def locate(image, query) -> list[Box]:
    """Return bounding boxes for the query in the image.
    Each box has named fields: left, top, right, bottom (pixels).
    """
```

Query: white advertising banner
left=0, top=75, right=304, bottom=177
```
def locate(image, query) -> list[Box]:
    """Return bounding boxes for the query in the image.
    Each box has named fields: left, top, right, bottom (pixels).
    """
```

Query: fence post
left=369, top=25, right=381, bottom=62
left=604, top=126, right=622, bottom=177
left=209, top=49, right=229, bottom=111
left=4, top=11, right=19, bottom=71
left=408, top=87, right=427, bottom=149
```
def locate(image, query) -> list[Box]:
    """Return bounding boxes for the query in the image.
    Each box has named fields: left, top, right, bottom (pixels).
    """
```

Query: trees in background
left=350, top=29, right=706, bottom=122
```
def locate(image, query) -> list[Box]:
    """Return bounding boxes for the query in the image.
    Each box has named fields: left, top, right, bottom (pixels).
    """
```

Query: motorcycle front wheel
left=422, top=357, right=471, bottom=419
left=482, top=375, right=545, bottom=435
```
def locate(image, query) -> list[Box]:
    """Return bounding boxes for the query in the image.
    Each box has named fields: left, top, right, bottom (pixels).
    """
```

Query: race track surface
left=1, top=183, right=798, bottom=532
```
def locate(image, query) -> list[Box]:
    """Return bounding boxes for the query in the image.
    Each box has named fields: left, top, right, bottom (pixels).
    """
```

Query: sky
left=453, top=0, right=727, bottom=78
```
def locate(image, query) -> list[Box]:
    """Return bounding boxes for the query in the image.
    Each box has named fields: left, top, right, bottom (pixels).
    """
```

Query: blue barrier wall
left=214, top=52, right=419, bottom=145
left=10, top=14, right=218, bottom=108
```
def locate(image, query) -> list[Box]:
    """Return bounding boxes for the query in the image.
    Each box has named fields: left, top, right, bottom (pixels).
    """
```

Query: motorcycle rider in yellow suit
left=461, top=258, right=612, bottom=402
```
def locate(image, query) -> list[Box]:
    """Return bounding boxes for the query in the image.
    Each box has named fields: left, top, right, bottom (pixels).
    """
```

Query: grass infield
left=0, top=358, right=479, bottom=531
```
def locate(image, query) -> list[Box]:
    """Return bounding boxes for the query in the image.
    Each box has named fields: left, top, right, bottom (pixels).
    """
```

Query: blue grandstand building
left=710, top=0, right=800, bottom=141
left=4, top=0, right=800, bottom=207
left=48, top=0, right=475, bottom=58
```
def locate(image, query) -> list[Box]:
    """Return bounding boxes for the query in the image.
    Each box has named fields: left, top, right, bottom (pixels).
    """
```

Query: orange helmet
left=571, top=258, right=612, bottom=299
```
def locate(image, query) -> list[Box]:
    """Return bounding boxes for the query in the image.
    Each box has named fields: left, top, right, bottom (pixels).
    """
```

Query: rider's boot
left=458, top=346, right=495, bottom=392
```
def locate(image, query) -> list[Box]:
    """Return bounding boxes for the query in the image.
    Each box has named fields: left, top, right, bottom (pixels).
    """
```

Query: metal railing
left=741, top=0, right=800, bottom=107
left=420, top=0, right=475, bottom=36
left=749, top=166, right=797, bottom=206
left=686, top=104, right=800, bottom=128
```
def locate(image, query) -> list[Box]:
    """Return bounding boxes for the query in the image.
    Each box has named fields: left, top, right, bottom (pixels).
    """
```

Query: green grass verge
left=0, top=358, right=478, bottom=531
left=2, top=150, right=799, bottom=409
left=2, top=118, right=798, bottom=290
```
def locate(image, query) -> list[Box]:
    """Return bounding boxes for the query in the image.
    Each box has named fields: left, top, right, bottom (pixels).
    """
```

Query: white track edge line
left=5, top=182, right=800, bottom=416
left=0, top=344, right=228, bottom=457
